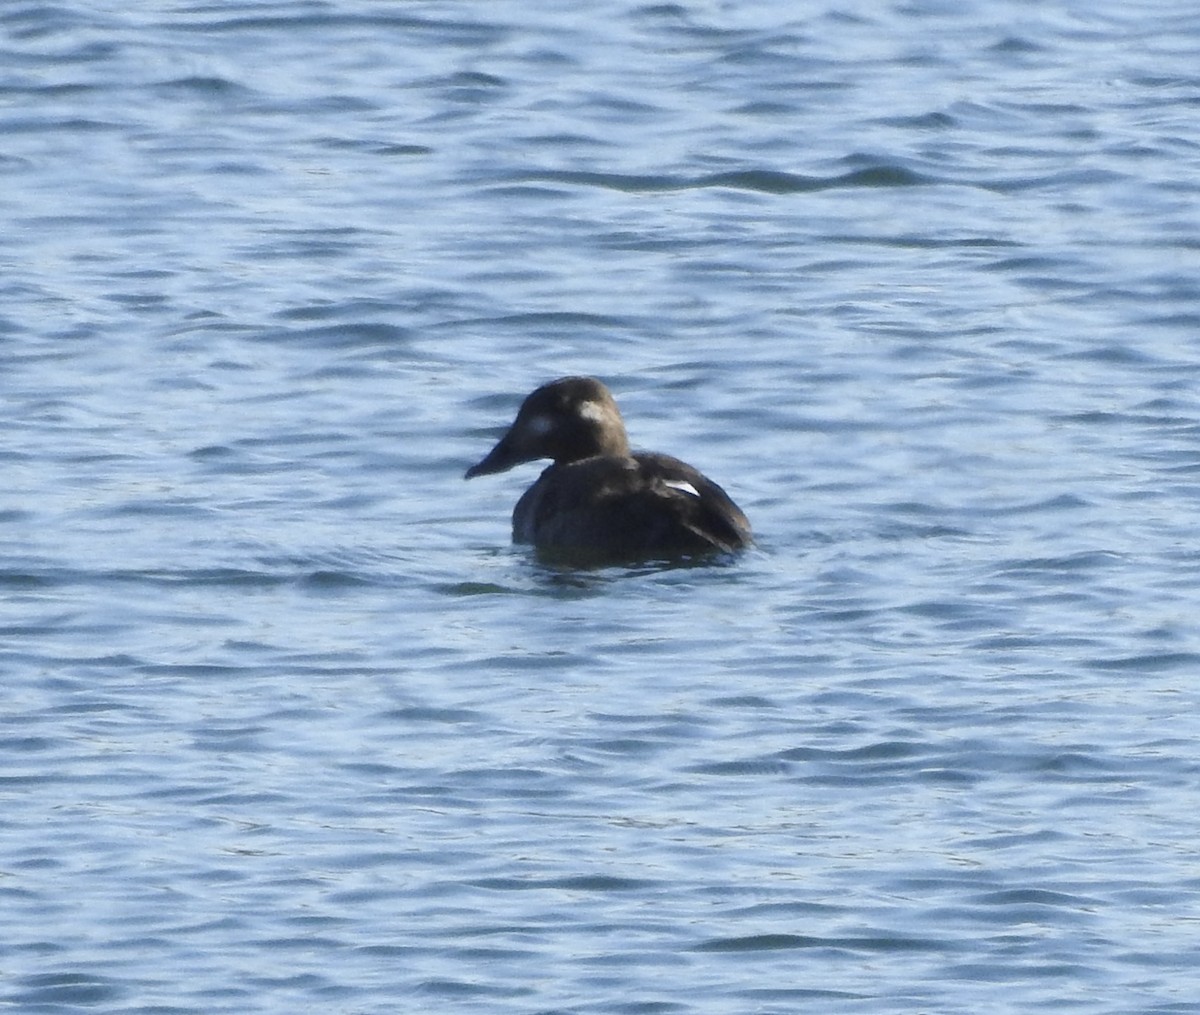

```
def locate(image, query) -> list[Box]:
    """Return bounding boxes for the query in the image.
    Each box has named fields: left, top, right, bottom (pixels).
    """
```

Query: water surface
left=3, top=2, right=1200, bottom=1012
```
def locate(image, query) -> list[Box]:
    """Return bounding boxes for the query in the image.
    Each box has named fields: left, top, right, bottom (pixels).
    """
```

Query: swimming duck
left=465, top=376, right=752, bottom=561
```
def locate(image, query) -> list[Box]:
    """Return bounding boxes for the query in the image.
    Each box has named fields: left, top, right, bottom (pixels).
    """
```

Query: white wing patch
left=663, top=478, right=700, bottom=498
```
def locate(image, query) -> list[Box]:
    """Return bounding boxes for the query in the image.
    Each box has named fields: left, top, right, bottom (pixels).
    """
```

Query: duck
left=465, top=376, right=752, bottom=561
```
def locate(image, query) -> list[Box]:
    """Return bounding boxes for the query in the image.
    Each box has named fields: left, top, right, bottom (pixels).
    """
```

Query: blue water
left=3, top=2, right=1200, bottom=1012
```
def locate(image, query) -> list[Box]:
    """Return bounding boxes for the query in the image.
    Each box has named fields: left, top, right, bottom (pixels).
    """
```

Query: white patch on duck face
left=663, top=478, right=701, bottom=498
left=576, top=400, right=610, bottom=425
left=524, top=414, right=555, bottom=437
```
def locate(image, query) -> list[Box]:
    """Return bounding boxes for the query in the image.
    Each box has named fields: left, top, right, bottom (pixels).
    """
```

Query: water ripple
left=507, top=164, right=937, bottom=194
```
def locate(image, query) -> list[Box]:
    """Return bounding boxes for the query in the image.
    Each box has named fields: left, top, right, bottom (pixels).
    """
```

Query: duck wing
left=634, top=452, right=752, bottom=553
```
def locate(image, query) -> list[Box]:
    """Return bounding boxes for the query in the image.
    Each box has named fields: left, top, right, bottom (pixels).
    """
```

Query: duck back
left=514, top=452, right=751, bottom=561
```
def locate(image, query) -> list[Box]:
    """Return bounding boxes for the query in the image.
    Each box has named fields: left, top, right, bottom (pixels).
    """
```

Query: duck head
left=465, top=376, right=631, bottom=477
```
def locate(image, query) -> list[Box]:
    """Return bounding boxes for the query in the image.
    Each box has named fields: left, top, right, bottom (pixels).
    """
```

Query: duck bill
left=465, top=431, right=524, bottom=478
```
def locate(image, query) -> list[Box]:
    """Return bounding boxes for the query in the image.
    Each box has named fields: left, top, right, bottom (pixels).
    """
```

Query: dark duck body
left=465, top=377, right=752, bottom=562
